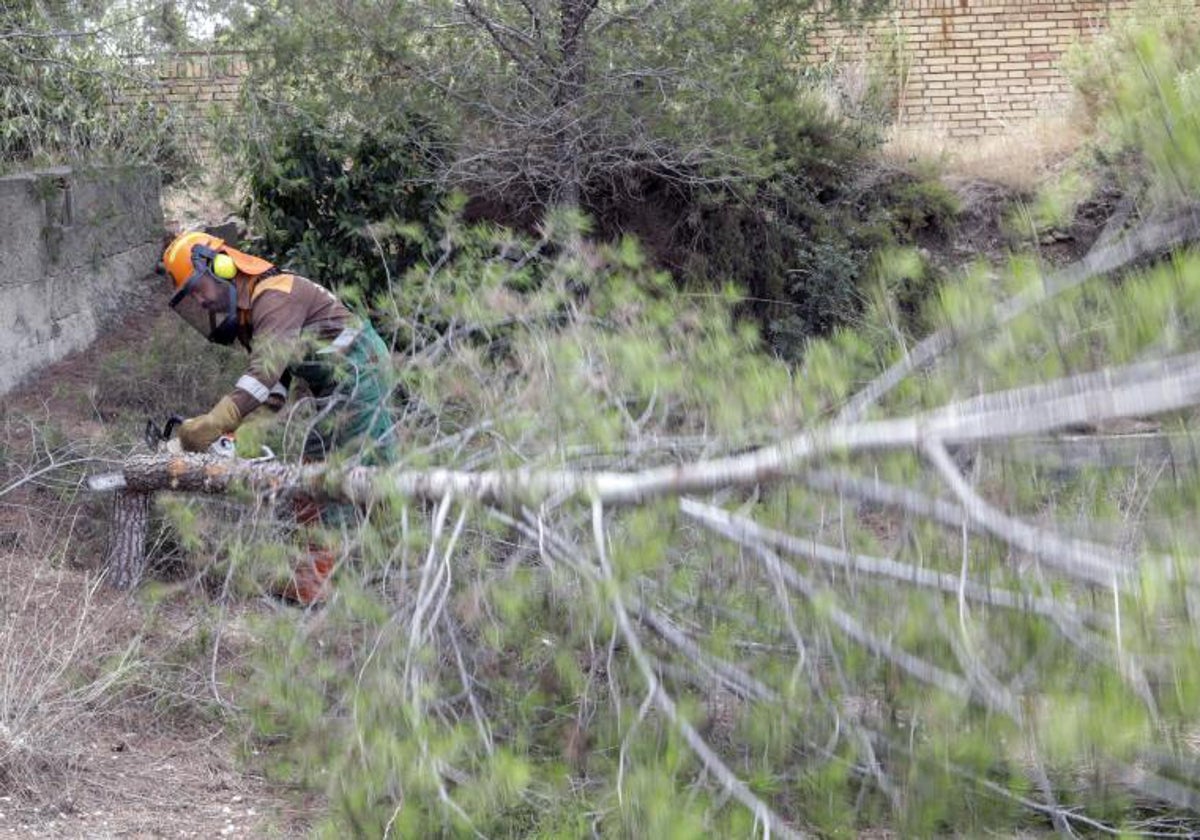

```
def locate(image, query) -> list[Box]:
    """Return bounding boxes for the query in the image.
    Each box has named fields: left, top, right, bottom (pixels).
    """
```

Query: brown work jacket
left=226, top=273, right=353, bottom=417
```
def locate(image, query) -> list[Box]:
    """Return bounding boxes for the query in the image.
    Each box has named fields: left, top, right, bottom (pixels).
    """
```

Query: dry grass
left=0, top=548, right=142, bottom=803
left=880, top=109, right=1090, bottom=193
left=0, top=541, right=299, bottom=835
left=0, top=451, right=303, bottom=834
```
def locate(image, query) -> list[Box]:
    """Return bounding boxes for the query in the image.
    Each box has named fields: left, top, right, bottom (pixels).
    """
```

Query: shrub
left=0, top=7, right=192, bottom=174
left=1064, top=0, right=1200, bottom=205
left=645, top=161, right=958, bottom=359
left=237, top=112, right=447, bottom=304
left=225, top=0, right=938, bottom=355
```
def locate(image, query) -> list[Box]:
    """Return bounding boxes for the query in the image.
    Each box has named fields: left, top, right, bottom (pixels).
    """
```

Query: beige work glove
left=177, top=395, right=242, bottom=452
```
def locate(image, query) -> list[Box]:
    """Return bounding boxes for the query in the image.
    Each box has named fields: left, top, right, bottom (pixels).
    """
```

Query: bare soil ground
left=0, top=303, right=317, bottom=838
left=0, top=550, right=292, bottom=839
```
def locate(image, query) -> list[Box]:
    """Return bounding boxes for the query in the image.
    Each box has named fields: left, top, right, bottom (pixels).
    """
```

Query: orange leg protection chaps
left=279, top=494, right=336, bottom=605
left=280, top=547, right=335, bottom=606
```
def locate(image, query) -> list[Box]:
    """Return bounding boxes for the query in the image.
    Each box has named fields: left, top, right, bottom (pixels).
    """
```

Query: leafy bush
left=0, top=6, right=191, bottom=172
left=226, top=0, right=934, bottom=354
left=236, top=113, right=446, bottom=303
left=236, top=87, right=935, bottom=357
left=660, top=158, right=958, bottom=358
left=1065, top=0, right=1200, bottom=204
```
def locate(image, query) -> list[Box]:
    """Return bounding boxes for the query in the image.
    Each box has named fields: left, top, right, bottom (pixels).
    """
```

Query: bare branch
left=924, top=439, right=1129, bottom=587
left=688, top=509, right=973, bottom=702
left=458, top=0, right=555, bottom=72
left=2, top=457, right=114, bottom=499
left=679, top=497, right=1089, bottom=619
left=635, top=603, right=780, bottom=702
left=991, top=432, right=1198, bottom=470
left=839, top=208, right=1200, bottom=423
left=590, top=498, right=809, bottom=839
left=105, top=349, right=1200, bottom=517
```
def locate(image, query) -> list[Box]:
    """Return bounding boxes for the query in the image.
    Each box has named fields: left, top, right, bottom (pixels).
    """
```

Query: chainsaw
left=86, top=414, right=274, bottom=492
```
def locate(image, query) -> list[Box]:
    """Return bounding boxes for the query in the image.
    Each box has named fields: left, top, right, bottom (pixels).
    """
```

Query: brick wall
left=132, top=51, right=251, bottom=158
left=811, top=0, right=1132, bottom=137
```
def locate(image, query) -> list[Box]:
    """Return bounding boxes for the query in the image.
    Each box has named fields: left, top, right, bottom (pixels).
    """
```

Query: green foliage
left=232, top=0, right=889, bottom=198
left=674, top=153, right=958, bottom=358
left=0, top=4, right=191, bottom=171
left=237, top=113, right=446, bottom=299
left=1005, top=169, right=1094, bottom=244
left=201, top=203, right=1200, bottom=837
left=225, top=0, right=932, bottom=353
left=1007, top=1, right=1200, bottom=249
left=605, top=79, right=959, bottom=353
left=237, top=221, right=798, bottom=835
left=1065, top=0, right=1200, bottom=204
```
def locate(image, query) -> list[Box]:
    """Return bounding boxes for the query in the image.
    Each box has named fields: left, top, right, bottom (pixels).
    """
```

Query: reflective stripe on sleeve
left=317, top=327, right=362, bottom=355
left=269, top=381, right=288, bottom=399
left=235, top=374, right=271, bottom=403
left=331, top=327, right=360, bottom=351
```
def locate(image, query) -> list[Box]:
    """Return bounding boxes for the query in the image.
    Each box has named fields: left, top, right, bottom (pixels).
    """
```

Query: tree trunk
left=110, top=347, right=1200, bottom=511
left=552, top=0, right=594, bottom=207
left=105, top=490, right=151, bottom=590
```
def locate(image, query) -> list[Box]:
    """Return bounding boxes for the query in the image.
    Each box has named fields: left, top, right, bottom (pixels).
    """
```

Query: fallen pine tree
left=85, top=209, right=1200, bottom=835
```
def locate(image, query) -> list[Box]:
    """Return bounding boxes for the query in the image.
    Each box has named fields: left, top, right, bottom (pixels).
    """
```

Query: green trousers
left=297, top=320, right=398, bottom=468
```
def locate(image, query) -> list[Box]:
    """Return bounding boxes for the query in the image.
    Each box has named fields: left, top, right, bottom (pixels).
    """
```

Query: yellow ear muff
left=212, top=253, right=237, bottom=280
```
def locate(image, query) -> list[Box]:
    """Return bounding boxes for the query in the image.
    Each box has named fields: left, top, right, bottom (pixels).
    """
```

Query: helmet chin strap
left=211, top=277, right=239, bottom=344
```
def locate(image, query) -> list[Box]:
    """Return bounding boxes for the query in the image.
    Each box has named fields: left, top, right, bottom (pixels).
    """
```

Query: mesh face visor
left=169, top=247, right=238, bottom=345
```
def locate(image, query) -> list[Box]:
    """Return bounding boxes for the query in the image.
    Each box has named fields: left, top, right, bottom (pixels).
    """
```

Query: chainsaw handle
left=162, top=414, right=185, bottom=440
left=144, top=414, right=188, bottom=450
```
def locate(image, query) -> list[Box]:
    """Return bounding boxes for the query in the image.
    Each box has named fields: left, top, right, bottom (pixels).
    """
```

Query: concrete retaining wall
left=0, top=166, right=163, bottom=395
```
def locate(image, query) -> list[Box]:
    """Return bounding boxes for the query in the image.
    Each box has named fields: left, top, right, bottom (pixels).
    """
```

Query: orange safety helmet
left=161, top=231, right=275, bottom=289
left=161, top=232, right=277, bottom=345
